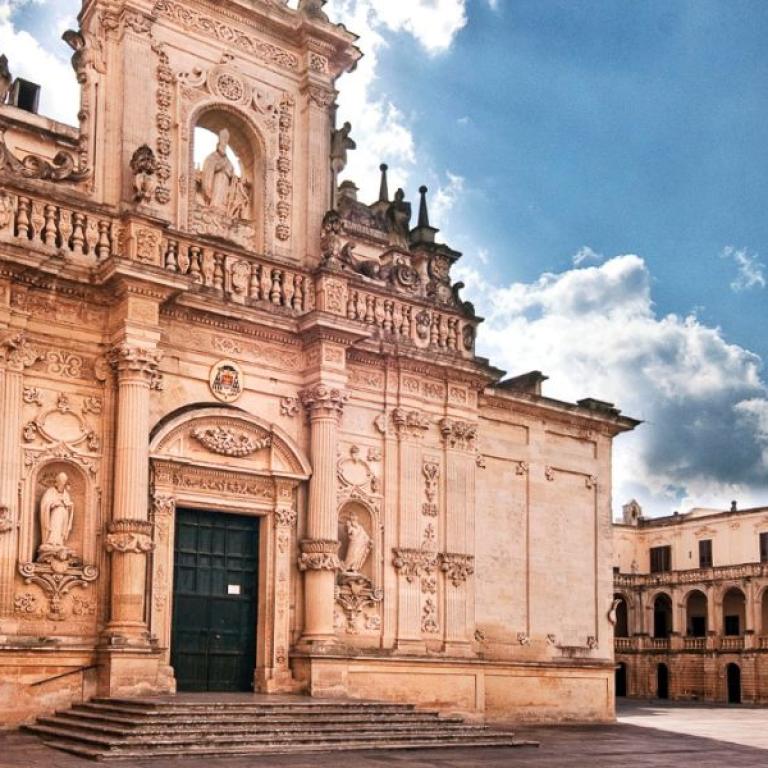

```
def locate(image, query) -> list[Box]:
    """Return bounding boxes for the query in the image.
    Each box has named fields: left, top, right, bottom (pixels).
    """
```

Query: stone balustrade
left=4, top=192, right=116, bottom=262
left=614, top=561, right=768, bottom=588
left=683, top=637, right=707, bottom=651
left=719, top=636, right=745, bottom=651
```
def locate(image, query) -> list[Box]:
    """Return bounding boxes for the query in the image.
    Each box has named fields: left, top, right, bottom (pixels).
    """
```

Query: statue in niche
left=331, top=122, right=355, bottom=177
left=130, top=144, right=158, bottom=204
left=37, top=472, right=74, bottom=563
left=199, top=128, right=251, bottom=219
left=385, top=189, right=412, bottom=250
left=341, top=515, right=372, bottom=575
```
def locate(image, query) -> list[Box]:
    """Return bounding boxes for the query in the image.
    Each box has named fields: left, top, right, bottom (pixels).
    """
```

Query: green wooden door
left=171, top=509, right=259, bottom=692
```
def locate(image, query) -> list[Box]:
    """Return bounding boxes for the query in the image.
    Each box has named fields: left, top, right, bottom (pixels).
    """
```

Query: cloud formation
left=458, top=253, right=768, bottom=516
left=721, top=245, right=766, bottom=292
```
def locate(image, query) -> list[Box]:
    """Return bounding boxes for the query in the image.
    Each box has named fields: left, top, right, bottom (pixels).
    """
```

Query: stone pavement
left=1, top=700, right=767, bottom=767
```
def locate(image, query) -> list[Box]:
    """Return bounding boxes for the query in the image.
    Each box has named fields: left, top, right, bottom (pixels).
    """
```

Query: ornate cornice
left=439, top=553, right=475, bottom=586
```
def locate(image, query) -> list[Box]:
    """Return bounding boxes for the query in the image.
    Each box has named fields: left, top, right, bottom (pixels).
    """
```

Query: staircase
left=24, top=695, right=536, bottom=759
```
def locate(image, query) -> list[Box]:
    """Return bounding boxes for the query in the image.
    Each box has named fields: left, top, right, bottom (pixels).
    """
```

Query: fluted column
left=0, top=333, right=40, bottom=618
left=297, top=384, right=347, bottom=646
left=104, top=342, right=161, bottom=641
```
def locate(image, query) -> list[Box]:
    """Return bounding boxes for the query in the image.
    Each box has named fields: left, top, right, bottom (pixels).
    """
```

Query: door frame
left=148, top=407, right=311, bottom=693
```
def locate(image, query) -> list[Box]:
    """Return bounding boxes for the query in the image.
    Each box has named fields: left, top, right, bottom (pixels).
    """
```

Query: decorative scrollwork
left=191, top=426, right=271, bottom=457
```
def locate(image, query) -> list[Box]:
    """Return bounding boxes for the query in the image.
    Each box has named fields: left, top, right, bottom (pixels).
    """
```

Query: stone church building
left=0, top=0, right=637, bottom=728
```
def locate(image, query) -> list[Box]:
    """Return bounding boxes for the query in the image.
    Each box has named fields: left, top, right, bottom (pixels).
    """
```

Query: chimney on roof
left=10, top=77, right=40, bottom=114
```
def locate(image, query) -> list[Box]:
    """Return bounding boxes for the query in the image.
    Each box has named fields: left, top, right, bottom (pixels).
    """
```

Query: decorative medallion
left=209, top=359, right=244, bottom=403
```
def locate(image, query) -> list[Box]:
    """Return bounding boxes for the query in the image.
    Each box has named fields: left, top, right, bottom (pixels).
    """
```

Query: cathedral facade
left=0, top=0, right=637, bottom=727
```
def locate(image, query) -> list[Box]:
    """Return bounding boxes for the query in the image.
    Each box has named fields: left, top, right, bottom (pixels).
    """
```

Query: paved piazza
left=0, top=702, right=765, bottom=768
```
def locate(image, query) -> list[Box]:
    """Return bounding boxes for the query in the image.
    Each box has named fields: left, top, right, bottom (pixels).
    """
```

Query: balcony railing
left=719, top=636, right=745, bottom=651
left=647, top=638, right=670, bottom=651
left=683, top=637, right=707, bottom=651
left=615, top=561, right=768, bottom=588
left=758, top=636, right=768, bottom=650
left=614, top=637, right=636, bottom=652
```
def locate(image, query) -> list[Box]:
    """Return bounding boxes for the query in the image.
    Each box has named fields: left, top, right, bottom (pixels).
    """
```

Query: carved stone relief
left=391, top=408, right=430, bottom=439
left=422, top=458, right=440, bottom=517
left=280, top=396, right=300, bottom=417
left=192, top=426, right=271, bottom=457
left=337, top=445, right=379, bottom=496
left=439, top=553, right=475, bottom=587
left=439, top=418, right=477, bottom=450
left=298, top=539, right=341, bottom=571
left=0, top=504, right=12, bottom=533
left=105, top=520, right=154, bottom=554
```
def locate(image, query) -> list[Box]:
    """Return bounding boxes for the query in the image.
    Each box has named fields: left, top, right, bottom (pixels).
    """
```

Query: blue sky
left=2, top=0, right=767, bottom=516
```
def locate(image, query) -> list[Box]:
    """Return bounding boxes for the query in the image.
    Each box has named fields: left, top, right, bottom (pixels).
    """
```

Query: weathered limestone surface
left=0, top=0, right=637, bottom=728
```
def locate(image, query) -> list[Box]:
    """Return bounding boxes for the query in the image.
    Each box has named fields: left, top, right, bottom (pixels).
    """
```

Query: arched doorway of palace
left=726, top=663, right=742, bottom=704
left=148, top=406, right=311, bottom=693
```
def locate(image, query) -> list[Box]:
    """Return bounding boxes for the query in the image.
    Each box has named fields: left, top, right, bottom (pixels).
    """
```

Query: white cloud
left=721, top=245, right=766, bottom=292
left=0, top=0, right=79, bottom=124
left=430, top=171, right=465, bottom=224
left=457, top=253, right=768, bottom=516
left=328, top=0, right=468, bottom=201
left=572, top=245, right=604, bottom=266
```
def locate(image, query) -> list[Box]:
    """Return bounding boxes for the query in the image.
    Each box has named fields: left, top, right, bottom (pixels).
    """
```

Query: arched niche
left=187, top=103, right=267, bottom=252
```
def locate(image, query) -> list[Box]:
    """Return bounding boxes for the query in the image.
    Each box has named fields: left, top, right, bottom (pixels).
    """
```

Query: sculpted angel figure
left=342, top=515, right=372, bottom=574
left=37, top=472, right=74, bottom=561
left=385, top=188, right=412, bottom=250
left=201, top=129, right=236, bottom=211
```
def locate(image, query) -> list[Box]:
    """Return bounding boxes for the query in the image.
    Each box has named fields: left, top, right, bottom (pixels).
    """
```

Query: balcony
left=614, top=561, right=768, bottom=588
left=719, top=636, right=745, bottom=651
left=614, top=637, right=636, bottom=652
left=683, top=637, right=707, bottom=651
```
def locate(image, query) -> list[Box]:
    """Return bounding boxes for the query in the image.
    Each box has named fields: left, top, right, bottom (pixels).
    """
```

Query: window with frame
left=760, top=532, right=768, bottom=564
left=650, top=545, right=672, bottom=573
left=698, top=539, right=713, bottom=568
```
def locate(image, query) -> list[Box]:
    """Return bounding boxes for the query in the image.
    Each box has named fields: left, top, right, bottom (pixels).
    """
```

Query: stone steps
left=24, top=696, right=535, bottom=760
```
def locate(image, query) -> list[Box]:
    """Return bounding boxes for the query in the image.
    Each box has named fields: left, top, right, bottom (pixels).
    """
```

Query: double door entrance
left=170, top=509, right=260, bottom=692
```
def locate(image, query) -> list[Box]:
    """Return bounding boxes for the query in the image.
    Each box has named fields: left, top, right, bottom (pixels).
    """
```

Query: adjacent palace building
left=614, top=500, right=768, bottom=704
left=0, top=0, right=638, bottom=727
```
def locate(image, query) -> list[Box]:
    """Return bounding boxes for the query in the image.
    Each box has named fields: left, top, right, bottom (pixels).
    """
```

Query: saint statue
left=331, top=122, right=356, bottom=177
left=342, top=515, right=372, bottom=574
left=385, top=188, right=412, bottom=250
left=201, top=129, right=236, bottom=211
left=37, top=472, right=74, bottom=562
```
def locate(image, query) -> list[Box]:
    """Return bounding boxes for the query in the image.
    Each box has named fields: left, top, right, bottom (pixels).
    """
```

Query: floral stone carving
left=17, top=556, right=98, bottom=621
left=439, top=553, right=475, bottom=586
left=392, top=548, right=438, bottom=593
left=422, top=458, right=440, bottom=517
left=192, top=426, right=271, bottom=457
left=298, top=539, right=341, bottom=571
left=105, top=519, right=154, bottom=554
left=335, top=573, right=383, bottom=634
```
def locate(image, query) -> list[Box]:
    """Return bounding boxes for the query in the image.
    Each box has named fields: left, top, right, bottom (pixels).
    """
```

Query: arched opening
left=614, top=593, right=629, bottom=637
left=189, top=107, right=265, bottom=251
left=722, top=587, right=746, bottom=636
left=686, top=589, right=708, bottom=637
left=726, top=663, right=742, bottom=704
left=653, top=593, right=673, bottom=638
left=615, top=662, right=628, bottom=697
left=656, top=663, right=669, bottom=700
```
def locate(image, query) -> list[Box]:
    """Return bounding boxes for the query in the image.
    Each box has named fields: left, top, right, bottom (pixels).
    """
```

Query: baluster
left=270, top=270, right=282, bottom=305
left=202, top=250, right=215, bottom=287
left=43, top=204, right=57, bottom=247
left=189, top=246, right=203, bottom=283
left=392, top=302, right=403, bottom=336
left=85, top=219, right=99, bottom=256
left=402, top=306, right=412, bottom=338
left=384, top=300, right=394, bottom=333
left=364, top=294, right=375, bottom=324
left=374, top=297, right=385, bottom=329
left=96, top=220, right=111, bottom=260
left=260, top=265, right=272, bottom=300
left=438, top=315, right=448, bottom=348
left=250, top=264, right=261, bottom=299
left=71, top=212, right=86, bottom=255
left=177, top=244, right=190, bottom=275
left=293, top=275, right=304, bottom=312
left=447, top=318, right=457, bottom=350
left=59, top=209, right=73, bottom=252
left=355, top=291, right=366, bottom=322
left=347, top=289, right=357, bottom=320
left=213, top=253, right=224, bottom=290
left=282, top=272, right=295, bottom=308
left=430, top=314, right=439, bottom=347
left=15, top=196, right=30, bottom=239
left=30, top=201, right=45, bottom=244
left=164, top=240, right=178, bottom=272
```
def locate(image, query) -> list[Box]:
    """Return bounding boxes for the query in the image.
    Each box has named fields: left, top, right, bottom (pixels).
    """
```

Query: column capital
left=298, top=539, right=340, bottom=571
left=105, top=519, right=155, bottom=554
left=299, top=384, right=348, bottom=418
left=0, top=331, right=42, bottom=371
left=108, top=342, right=162, bottom=381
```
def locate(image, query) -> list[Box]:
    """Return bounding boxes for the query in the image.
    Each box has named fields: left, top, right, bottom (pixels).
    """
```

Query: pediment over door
left=150, top=407, right=311, bottom=480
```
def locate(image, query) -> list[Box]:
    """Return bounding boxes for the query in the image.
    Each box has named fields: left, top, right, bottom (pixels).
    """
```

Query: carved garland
left=276, top=94, right=294, bottom=242
left=192, top=426, right=271, bottom=457
left=298, top=538, right=341, bottom=571
left=153, top=43, right=173, bottom=204
left=105, top=519, right=155, bottom=554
